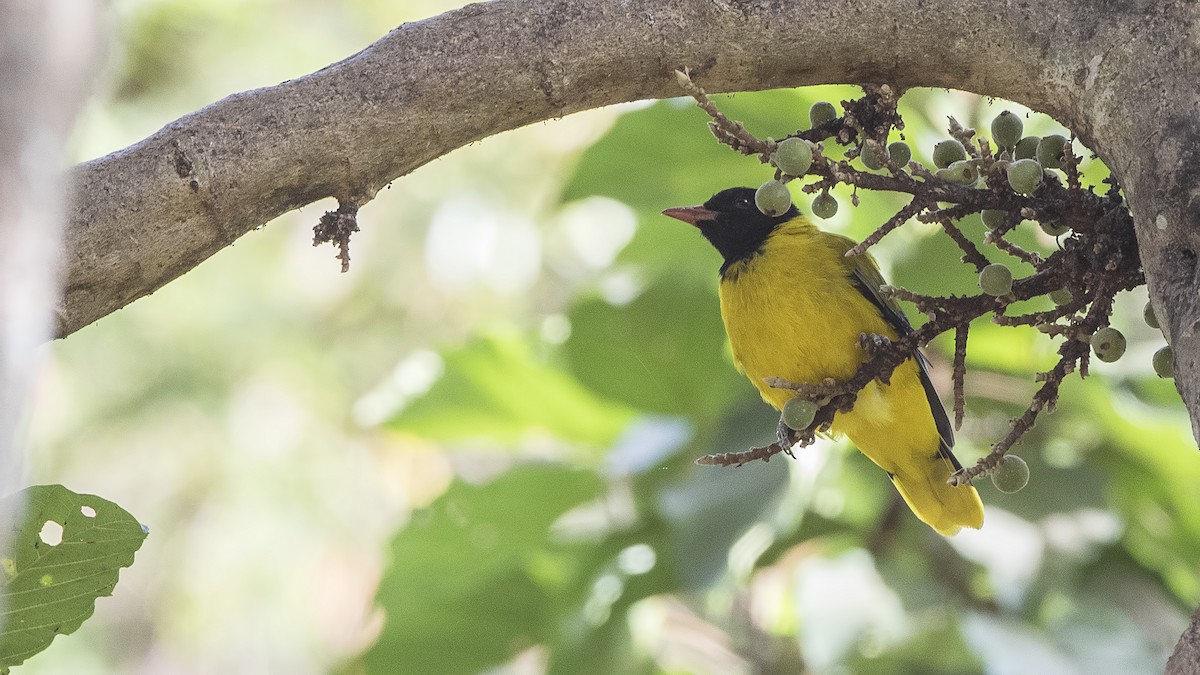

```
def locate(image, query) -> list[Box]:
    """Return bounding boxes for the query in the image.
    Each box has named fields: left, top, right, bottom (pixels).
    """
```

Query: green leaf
left=659, top=458, right=789, bottom=590
left=560, top=98, right=766, bottom=286
left=562, top=87, right=860, bottom=216
left=563, top=280, right=744, bottom=416
left=0, top=485, right=147, bottom=670
left=386, top=334, right=635, bottom=447
left=561, top=88, right=860, bottom=285
left=362, top=464, right=602, bottom=674
left=1080, top=385, right=1200, bottom=602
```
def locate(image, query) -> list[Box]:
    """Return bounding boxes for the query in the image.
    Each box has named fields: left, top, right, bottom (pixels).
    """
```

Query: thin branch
left=953, top=325, right=968, bottom=430
left=984, top=230, right=1043, bottom=266
left=675, top=69, right=773, bottom=160
left=696, top=443, right=784, bottom=467
left=933, top=214, right=991, bottom=271
left=951, top=222, right=1138, bottom=484
left=848, top=197, right=929, bottom=255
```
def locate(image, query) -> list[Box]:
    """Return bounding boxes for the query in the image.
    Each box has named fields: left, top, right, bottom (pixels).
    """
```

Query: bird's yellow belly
left=717, top=251, right=941, bottom=472
left=719, top=255, right=898, bottom=413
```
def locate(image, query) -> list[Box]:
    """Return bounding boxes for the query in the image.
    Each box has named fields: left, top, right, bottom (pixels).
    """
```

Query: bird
left=663, top=187, right=984, bottom=535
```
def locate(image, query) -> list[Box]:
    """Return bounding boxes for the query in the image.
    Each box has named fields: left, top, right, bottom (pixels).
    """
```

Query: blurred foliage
left=362, top=465, right=603, bottom=674
left=350, top=88, right=1195, bottom=675
left=385, top=334, right=634, bottom=447
left=19, top=2, right=1200, bottom=674
left=562, top=280, right=742, bottom=416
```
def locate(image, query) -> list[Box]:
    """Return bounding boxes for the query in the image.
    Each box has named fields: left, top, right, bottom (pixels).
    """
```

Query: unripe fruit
left=1014, top=136, right=1040, bottom=160
left=991, top=456, right=1030, bottom=493
left=937, top=159, right=979, bottom=185
left=887, top=141, right=912, bottom=167
left=1036, top=134, right=1069, bottom=169
left=981, top=209, right=1007, bottom=230
left=811, top=192, right=838, bottom=219
left=1153, top=346, right=1174, bottom=378
left=933, top=139, right=968, bottom=169
left=1007, top=158, right=1043, bottom=195
left=773, top=138, right=814, bottom=177
left=991, top=111, right=1024, bottom=149
left=1091, top=326, right=1127, bottom=362
left=979, top=263, right=1013, bottom=296
left=861, top=142, right=887, bottom=170
left=809, top=101, right=837, bottom=128
left=1040, top=220, right=1069, bottom=237
left=782, top=397, right=819, bottom=430
left=1144, top=301, right=1160, bottom=329
left=755, top=180, right=793, bottom=217
left=1049, top=287, right=1072, bottom=306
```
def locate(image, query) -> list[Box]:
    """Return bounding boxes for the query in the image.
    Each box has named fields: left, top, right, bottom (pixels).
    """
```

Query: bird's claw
left=858, top=332, right=892, bottom=354
left=776, top=418, right=796, bottom=457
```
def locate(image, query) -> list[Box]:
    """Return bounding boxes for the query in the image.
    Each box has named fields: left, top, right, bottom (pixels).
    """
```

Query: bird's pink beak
left=661, top=205, right=715, bottom=226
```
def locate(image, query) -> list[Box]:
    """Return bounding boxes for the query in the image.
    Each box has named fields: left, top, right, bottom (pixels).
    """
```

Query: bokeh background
left=18, top=1, right=1200, bottom=673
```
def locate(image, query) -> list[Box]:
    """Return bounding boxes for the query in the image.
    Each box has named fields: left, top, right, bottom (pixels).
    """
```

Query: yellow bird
left=663, top=187, right=984, bottom=535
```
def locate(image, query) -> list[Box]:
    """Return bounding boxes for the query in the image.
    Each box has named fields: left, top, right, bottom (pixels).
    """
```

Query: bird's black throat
left=692, top=187, right=798, bottom=277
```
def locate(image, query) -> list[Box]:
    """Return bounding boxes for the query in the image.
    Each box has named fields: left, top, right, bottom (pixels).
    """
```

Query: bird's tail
left=889, top=451, right=985, bottom=536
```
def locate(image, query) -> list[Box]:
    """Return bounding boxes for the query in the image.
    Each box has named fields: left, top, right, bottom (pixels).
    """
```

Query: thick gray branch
left=64, top=0, right=1199, bottom=434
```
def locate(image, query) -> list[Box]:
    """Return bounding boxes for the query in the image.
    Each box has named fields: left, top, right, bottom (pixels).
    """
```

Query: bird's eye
left=735, top=197, right=751, bottom=208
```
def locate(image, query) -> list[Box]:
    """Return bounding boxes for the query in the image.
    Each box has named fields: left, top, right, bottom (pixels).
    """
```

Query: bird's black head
left=662, top=187, right=798, bottom=274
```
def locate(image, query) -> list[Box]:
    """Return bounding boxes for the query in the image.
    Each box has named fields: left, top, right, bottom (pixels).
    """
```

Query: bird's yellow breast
left=719, top=222, right=895, bottom=404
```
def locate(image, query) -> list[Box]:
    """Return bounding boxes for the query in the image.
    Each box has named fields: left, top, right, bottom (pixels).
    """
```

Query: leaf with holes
left=0, top=484, right=147, bottom=671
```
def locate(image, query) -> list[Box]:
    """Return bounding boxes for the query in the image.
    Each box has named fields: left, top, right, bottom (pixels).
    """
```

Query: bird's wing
left=830, top=236, right=959, bottom=463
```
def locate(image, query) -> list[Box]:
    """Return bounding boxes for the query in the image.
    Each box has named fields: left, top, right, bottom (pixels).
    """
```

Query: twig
left=946, top=116, right=977, bottom=153
left=951, top=272, right=1126, bottom=485
left=696, top=443, right=785, bottom=467
left=933, top=214, right=991, bottom=271
left=953, top=325, right=968, bottom=430
left=847, top=197, right=929, bottom=255
left=675, top=69, right=772, bottom=160
left=985, top=230, right=1043, bottom=265
left=762, top=376, right=842, bottom=400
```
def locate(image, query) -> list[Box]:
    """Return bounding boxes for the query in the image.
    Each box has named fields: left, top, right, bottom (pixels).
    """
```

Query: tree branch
left=58, top=0, right=1200, bottom=480
left=63, top=0, right=1195, bottom=347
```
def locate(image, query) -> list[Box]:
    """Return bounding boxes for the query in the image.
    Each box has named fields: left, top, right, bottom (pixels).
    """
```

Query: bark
left=54, top=0, right=1200, bottom=665
left=1169, top=605, right=1200, bottom=675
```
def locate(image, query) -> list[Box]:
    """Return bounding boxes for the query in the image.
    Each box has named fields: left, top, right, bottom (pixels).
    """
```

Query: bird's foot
left=776, top=419, right=796, bottom=457
left=858, top=332, right=892, bottom=355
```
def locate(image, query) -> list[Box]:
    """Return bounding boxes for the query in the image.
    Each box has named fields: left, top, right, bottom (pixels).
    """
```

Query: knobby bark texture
left=58, top=2, right=1200, bottom=665
left=1, top=2, right=104, bottom=493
